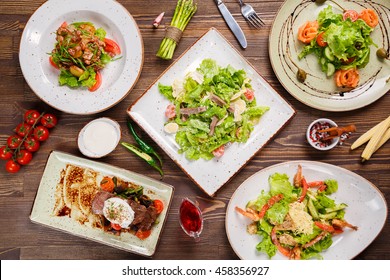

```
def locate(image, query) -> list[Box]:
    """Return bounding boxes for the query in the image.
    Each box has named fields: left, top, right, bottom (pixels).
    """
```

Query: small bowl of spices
left=306, top=118, right=339, bottom=151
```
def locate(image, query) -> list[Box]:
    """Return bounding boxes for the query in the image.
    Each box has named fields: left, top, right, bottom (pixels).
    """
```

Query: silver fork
left=238, top=0, right=265, bottom=28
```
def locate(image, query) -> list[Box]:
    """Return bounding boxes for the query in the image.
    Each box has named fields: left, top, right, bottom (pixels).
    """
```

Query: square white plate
left=128, top=28, right=295, bottom=196
left=30, top=151, right=174, bottom=257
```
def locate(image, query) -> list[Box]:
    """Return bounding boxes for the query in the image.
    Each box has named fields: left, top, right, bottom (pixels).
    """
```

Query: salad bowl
left=19, top=0, right=143, bottom=114
left=269, top=0, right=390, bottom=111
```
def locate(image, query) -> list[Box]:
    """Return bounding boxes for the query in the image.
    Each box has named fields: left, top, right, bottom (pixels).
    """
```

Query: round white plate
left=226, top=161, right=387, bottom=259
left=19, top=0, right=143, bottom=115
left=269, top=0, right=390, bottom=111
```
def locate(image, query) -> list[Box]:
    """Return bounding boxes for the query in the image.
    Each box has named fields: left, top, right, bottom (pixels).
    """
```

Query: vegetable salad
left=49, top=21, right=121, bottom=91
left=235, top=165, right=357, bottom=260
left=158, top=59, right=269, bottom=160
left=298, top=6, right=378, bottom=89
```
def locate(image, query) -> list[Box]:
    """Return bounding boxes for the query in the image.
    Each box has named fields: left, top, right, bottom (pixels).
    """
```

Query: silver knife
left=215, top=0, right=247, bottom=49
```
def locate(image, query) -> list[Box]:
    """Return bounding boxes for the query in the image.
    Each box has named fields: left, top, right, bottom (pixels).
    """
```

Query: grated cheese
left=289, top=202, right=314, bottom=235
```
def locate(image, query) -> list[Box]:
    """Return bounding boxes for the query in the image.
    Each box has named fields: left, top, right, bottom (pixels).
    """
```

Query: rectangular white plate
left=128, top=28, right=295, bottom=196
left=30, top=151, right=174, bottom=257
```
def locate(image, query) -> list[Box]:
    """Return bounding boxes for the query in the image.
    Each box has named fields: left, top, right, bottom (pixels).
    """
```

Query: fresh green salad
left=49, top=21, right=121, bottom=92
left=158, top=59, right=269, bottom=160
left=236, top=166, right=357, bottom=260
left=298, top=5, right=378, bottom=88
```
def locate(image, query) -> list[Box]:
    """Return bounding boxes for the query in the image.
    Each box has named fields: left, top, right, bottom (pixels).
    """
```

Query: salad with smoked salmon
left=297, top=5, right=379, bottom=89
left=49, top=22, right=121, bottom=92
left=235, top=165, right=357, bottom=260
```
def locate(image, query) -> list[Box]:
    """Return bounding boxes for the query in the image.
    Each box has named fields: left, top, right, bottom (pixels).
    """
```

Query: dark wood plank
left=0, top=0, right=389, bottom=260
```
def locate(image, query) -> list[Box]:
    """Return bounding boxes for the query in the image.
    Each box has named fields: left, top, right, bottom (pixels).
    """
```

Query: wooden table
left=0, top=0, right=389, bottom=260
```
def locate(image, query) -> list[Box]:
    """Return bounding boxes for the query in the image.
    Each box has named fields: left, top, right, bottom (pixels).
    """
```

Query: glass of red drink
left=179, top=197, right=203, bottom=242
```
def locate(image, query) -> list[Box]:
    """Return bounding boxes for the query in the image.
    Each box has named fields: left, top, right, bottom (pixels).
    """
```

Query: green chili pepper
left=127, top=120, right=163, bottom=167
left=121, top=142, right=164, bottom=177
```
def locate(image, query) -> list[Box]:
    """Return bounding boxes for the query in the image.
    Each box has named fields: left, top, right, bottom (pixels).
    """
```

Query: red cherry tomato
left=33, top=126, right=50, bottom=141
left=24, top=137, right=40, bottom=152
left=88, top=71, right=102, bottom=92
left=111, top=223, right=122, bottom=231
left=0, top=146, right=13, bottom=160
left=7, top=135, right=23, bottom=149
left=212, top=145, right=225, bottom=158
left=16, top=150, right=33, bottom=165
left=15, top=122, right=32, bottom=137
left=5, top=160, right=20, bottom=173
left=316, top=32, right=328, bottom=47
left=244, top=88, right=255, bottom=102
left=153, top=200, right=164, bottom=215
left=343, top=10, right=359, bottom=22
left=41, top=113, right=58, bottom=128
left=49, top=56, right=59, bottom=69
left=24, top=110, right=41, bottom=125
left=104, top=38, right=121, bottom=55
left=135, top=229, right=152, bottom=240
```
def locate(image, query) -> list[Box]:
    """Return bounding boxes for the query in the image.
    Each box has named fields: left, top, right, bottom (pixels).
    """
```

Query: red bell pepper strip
left=298, top=178, right=309, bottom=202
left=258, top=194, right=283, bottom=219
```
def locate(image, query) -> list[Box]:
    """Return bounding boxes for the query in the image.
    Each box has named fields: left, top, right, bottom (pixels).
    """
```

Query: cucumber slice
left=326, top=63, right=335, bottom=77
left=324, top=47, right=335, bottom=61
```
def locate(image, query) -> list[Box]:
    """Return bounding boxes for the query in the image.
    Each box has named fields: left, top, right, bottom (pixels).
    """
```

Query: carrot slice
left=334, top=68, right=360, bottom=88
left=359, top=9, right=379, bottom=28
left=298, top=21, right=319, bottom=44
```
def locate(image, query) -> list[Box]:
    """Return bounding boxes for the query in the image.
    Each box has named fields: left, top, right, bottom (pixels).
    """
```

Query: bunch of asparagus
left=156, top=0, right=197, bottom=60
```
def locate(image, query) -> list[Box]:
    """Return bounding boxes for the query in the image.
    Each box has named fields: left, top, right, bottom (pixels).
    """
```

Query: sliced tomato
left=49, top=56, right=59, bottom=69
left=104, top=38, right=121, bottom=55
left=307, top=181, right=324, bottom=187
left=153, top=199, right=164, bottom=214
left=212, top=145, right=225, bottom=158
left=244, top=88, right=255, bottom=102
left=135, top=229, right=152, bottom=240
left=341, top=57, right=356, bottom=65
left=343, top=10, right=359, bottom=22
left=111, top=223, right=121, bottom=231
left=88, top=71, right=102, bottom=92
left=316, top=32, right=327, bottom=47
left=60, top=21, right=68, bottom=28
left=100, top=176, right=115, bottom=192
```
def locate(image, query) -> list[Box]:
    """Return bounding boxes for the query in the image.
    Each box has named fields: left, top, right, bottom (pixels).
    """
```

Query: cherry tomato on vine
left=0, top=146, right=13, bottom=160
left=40, top=113, right=58, bottom=128
left=5, top=160, right=20, bottom=173
left=16, top=150, right=33, bottom=165
left=15, top=122, right=32, bottom=137
left=24, top=137, right=40, bottom=152
left=7, top=135, right=23, bottom=149
left=24, top=110, right=41, bottom=125
left=33, top=126, right=50, bottom=141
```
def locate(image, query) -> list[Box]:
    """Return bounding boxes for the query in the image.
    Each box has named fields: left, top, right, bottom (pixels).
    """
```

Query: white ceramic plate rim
left=19, top=0, right=144, bottom=115
left=269, top=0, right=390, bottom=112
left=30, top=151, right=174, bottom=257
left=226, top=160, right=388, bottom=260
left=128, top=28, right=295, bottom=196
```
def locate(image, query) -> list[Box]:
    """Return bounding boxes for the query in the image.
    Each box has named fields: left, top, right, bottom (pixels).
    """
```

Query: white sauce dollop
left=103, top=197, right=135, bottom=228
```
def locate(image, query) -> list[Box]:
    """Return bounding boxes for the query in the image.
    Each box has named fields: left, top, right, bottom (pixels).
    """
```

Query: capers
left=297, top=68, right=307, bottom=83
left=376, top=48, right=389, bottom=59
left=355, top=42, right=363, bottom=50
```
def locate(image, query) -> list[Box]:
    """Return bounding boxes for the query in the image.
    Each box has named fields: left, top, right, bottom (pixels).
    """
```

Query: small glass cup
left=179, top=197, right=203, bottom=242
